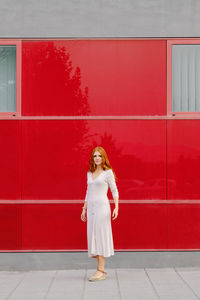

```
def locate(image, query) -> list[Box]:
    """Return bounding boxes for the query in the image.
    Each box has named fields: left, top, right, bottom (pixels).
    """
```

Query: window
left=167, top=39, right=200, bottom=116
left=0, top=40, right=21, bottom=117
left=0, top=46, right=16, bottom=112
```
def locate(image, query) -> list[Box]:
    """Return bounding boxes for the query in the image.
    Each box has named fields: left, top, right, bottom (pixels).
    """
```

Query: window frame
left=167, top=39, right=200, bottom=117
left=0, top=39, right=21, bottom=118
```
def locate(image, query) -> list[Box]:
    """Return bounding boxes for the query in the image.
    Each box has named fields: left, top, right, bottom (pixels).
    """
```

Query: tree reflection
left=23, top=41, right=89, bottom=115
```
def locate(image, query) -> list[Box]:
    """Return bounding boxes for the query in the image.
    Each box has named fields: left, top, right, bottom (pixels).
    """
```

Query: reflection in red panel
left=22, top=203, right=166, bottom=250
left=167, top=120, right=200, bottom=200
left=22, top=204, right=87, bottom=250
left=22, top=40, right=166, bottom=116
left=168, top=204, right=200, bottom=249
left=22, top=120, right=89, bottom=200
left=112, top=203, right=167, bottom=249
left=22, top=120, right=166, bottom=200
left=0, top=205, right=21, bottom=250
left=105, top=120, right=166, bottom=200
left=0, top=121, right=21, bottom=200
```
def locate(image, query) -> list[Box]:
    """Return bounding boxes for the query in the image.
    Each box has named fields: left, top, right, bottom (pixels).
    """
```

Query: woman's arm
left=113, top=196, right=119, bottom=209
left=107, top=169, right=119, bottom=209
left=82, top=172, right=89, bottom=212
left=82, top=200, right=87, bottom=211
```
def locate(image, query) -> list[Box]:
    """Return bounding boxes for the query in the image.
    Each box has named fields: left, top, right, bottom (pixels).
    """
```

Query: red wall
left=22, top=40, right=166, bottom=116
left=0, top=39, right=200, bottom=251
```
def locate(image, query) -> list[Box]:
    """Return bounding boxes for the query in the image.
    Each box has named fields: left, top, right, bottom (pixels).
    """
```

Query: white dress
left=84, top=169, right=119, bottom=258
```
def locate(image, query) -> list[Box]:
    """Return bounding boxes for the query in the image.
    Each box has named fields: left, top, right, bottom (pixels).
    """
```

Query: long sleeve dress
left=84, top=169, right=119, bottom=258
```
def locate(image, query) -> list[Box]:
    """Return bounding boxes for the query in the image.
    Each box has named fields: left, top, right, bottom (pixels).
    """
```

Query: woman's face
left=93, top=150, right=102, bottom=166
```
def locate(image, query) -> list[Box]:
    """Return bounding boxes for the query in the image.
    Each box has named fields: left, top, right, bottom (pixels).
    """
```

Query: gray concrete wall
left=0, top=0, right=200, bottom=38
left=1, top=252, right=200, bottom=271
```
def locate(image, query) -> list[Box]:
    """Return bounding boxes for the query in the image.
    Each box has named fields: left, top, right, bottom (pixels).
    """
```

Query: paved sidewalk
left=0, top=267, right=200, bottom=300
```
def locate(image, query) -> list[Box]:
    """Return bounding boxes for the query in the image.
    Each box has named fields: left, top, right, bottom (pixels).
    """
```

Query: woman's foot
left=89, top=269, right=107, bottom=281
left=92, top=269, right=105, bottom=278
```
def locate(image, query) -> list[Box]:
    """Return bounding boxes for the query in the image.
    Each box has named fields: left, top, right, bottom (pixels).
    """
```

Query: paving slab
left=117, top=268, right=159, bottom=300
left=146, top=268, right=199, bottom=300
left=45, top=270, right=85, bottom=300
left=0, top=268, right=199, bottom=300
left=175, top=267, right=200, bottom=299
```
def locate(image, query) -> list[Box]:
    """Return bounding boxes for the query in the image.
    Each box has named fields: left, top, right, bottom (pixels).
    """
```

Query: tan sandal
left=97, top=268, right=107, bottom=275
left=88, top=268, right=107, bottom=281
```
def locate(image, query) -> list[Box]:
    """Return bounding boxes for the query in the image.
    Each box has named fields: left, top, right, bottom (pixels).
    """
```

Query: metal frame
left=167, top=39, right=200, bottom=117
left=0, top=39, right=21, bottom=118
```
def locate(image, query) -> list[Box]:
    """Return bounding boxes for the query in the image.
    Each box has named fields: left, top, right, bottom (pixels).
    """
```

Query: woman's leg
left=91, top=255, right=106, bottom=277
left=98, top=255, right=105, bottom=271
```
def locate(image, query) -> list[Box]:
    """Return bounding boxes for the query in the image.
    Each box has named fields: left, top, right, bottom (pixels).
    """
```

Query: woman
left=81, top=146, right=119, bottom=282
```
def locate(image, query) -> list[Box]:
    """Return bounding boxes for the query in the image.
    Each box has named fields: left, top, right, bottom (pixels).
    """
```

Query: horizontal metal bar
left=0, top=199, right=200, bottom=204
left=1, top=115, right=200, bottom=120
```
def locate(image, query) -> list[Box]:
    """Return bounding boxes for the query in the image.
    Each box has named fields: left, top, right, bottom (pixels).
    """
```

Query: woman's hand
left=81, top=209, right=87, bottom=222
left=112, top=207, right=118, bottom=220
